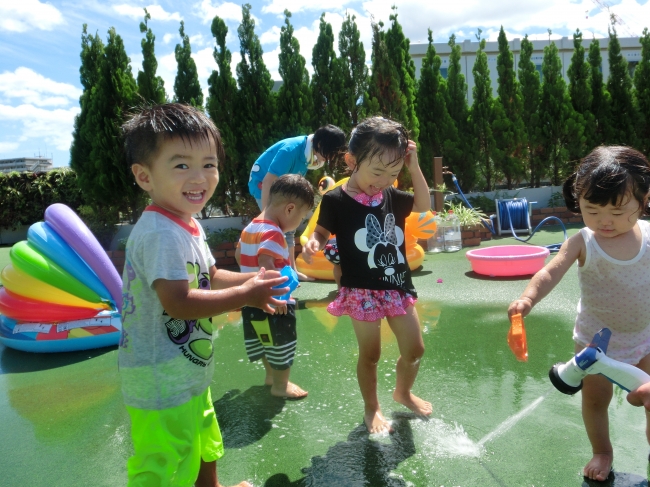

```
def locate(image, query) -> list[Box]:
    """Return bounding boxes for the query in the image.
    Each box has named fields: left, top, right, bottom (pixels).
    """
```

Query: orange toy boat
left=508, top=313, right=528, bottom=362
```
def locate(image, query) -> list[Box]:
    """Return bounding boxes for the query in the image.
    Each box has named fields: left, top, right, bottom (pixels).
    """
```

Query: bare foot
left=217, top=482, right=252, bottom=487
left=297, top=271, right=315, bottom=282
left=393, top=391, right=433, bottom=417
left=271, top=381, right=308, bottom=399
left=364, top=410, right=393, bottom=434
left=264, top=376, right=273, bottom=386
left=583, top=452, right=613, bottom=481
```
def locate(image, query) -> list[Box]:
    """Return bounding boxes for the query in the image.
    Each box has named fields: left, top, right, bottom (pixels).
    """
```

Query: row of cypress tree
left=70, top=4, right=650, bottom=222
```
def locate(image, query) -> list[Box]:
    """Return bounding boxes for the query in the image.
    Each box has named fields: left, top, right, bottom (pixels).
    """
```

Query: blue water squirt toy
left=273, top=266, right=299, bottom=302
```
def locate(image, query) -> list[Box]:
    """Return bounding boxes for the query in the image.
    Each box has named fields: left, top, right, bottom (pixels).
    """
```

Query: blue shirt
left=248, top=136, right=309, bottom=199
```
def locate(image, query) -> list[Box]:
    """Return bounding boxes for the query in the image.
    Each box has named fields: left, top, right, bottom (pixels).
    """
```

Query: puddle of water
left=415, top=417, right=481, bottom=458
left=412, top=388, right=552, bottom=462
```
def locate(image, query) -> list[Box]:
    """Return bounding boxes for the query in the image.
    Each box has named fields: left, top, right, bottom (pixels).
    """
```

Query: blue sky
left=1, top=0, right=648, bottom=168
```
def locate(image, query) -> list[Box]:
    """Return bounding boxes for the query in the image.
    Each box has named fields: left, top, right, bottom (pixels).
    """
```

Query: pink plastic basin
left=465, top=245, right=550, bottom=277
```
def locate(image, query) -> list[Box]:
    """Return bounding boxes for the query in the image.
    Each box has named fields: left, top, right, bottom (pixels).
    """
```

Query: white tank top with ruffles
left=574, top=219, right=650, bottom=364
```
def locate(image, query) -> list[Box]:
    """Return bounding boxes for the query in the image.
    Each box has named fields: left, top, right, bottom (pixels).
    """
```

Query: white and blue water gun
left=549, top=328, right=650, bottom=395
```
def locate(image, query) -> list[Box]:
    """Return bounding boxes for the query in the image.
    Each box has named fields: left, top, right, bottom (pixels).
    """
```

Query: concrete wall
left=0, top=226, right=28, bottom=246
left=108, top=215, right=249, bottom=250
left=0, top=187, right=566, bottom=247
left=0, top=215, right=252, bottom=248
left=432, top=185, right=565, bottom=212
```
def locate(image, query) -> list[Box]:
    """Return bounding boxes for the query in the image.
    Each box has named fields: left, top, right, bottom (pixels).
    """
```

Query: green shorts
left=125, top=388, right=224, bottom=487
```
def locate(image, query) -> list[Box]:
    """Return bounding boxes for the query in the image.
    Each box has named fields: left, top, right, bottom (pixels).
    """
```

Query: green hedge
left=0, top=169, right=85, bottom=231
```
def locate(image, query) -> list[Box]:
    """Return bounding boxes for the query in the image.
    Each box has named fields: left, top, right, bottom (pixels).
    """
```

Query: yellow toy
left=297, top=177, right=438, bottom=280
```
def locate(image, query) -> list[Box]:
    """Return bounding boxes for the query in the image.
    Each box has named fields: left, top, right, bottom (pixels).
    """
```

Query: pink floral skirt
left=327, top=287, right=416, bottom=322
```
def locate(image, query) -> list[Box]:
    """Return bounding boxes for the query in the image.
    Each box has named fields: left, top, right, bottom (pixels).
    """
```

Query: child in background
left=508, top=146, right=650, bottom=482
left=302, top=117, right=433, bottom=434
left=248, top=125, right=345, bottom=207
left=238, top=174, right=314, bottom=399
left=248, top=125, right=346, bottom=281
left=120, top=103, right=288, bottom=487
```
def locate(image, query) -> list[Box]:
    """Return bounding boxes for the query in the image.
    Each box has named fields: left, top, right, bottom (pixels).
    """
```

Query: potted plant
left=440, top=201, right=492, bottom=247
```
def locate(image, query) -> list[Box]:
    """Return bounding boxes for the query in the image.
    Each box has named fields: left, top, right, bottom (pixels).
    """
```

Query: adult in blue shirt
left=249, top=125, right=345, bottom=280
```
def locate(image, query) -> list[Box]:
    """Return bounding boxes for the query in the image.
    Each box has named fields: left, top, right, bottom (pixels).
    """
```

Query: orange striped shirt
left=238, top=219, right=290, bottom=273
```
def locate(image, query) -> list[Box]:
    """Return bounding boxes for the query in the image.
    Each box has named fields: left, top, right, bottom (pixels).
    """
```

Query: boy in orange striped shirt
left=237, top=174, right=314, bottom=398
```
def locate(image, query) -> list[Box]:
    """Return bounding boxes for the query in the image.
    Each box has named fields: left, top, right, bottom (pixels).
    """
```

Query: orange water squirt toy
left=296, top=177, right=438, bottom=280
left=508, top=313, right=528, bottom=362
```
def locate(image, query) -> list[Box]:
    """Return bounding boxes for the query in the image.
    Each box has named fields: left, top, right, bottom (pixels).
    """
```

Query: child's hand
left=404, top=139, right=419, bottom=169
left=261, top=268, right=282, bottom=281
left=243, top=268, right=289, bottom=314
left=627, top=382, right=650, bottom=410
left=508, top=298, right=533, bottom=319
left=275, top=302, right=288, bottom=315
left=302, top=239, right=320, bottom=264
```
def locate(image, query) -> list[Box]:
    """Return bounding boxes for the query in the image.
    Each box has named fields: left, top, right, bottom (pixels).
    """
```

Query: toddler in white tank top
left=509, top=146, right=650, bottom=483
left=575, top=220, right=650, bottom=363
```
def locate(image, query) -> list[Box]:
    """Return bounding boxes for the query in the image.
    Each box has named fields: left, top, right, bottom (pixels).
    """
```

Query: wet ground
left=1, top=225, right=649, bottom=487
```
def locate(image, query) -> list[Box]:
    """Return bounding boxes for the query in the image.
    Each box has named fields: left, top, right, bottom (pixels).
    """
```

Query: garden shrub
left=0, top=169, right=84, bottom=230
left=206, top=228, right=242, bottom=249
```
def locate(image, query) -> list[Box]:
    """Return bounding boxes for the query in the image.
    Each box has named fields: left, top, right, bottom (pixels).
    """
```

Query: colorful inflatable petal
left=0, top=288, right=100, bottom=323
left=45, top=204, right=122, bottom=312
left=1, top=264, right=110, bottom=310
left=0, top=313, right=121, bottom=353
left=28, top=222, right=112, bottom=302
left=10, top=240, right=104, bottom=304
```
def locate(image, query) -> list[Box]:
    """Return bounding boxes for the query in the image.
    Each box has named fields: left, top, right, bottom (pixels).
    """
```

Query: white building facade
left=0, top=157, right=53, bottom=174
left=409, top=36, right=642, bottom=105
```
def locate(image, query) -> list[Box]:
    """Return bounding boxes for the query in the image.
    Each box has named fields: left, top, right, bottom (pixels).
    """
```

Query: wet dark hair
left=313, top=125, right=346, bottom=164
left=563, top=145, right=650, bottom=215
left=348, top=117, right=409, bottom=171
left=268, top=174, right=315, bottom=209
left=122, top=103, right=224, bottom=168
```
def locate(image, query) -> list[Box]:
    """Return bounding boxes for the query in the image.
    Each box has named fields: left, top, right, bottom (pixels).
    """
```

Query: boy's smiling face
left=132, top=135, right=219, bottom=223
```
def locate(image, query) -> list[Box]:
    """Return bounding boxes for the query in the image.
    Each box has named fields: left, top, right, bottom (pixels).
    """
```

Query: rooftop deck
left=1, top=225, right=648, bottom=486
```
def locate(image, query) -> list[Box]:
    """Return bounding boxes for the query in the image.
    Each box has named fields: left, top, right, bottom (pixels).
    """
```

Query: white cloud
left=147, top=46, right=227, bottom=102
left=262, top=46, right=282, bottom=81
left=112, top=4, right=182, bottom=22
left=261, top=0, right=353, bottom=15
left=290, top=22, right=328, bottom=76
left=195, top=0, right=249, bottom=24
left=0, top=104, right=80, bottom=151
left=234, top=9, right=372, bottom=81
left=355, top=0, right=650, bottom=45
left=194, top=47, right=218, bottom=77
left=0, top=142, right=19, bottom=153
left=190, top=33, right=210, bottom=48
left=263, top=10, right=367, bottom=77
left=230, top=51, right=242, bottom=79
left=157, top=51, right=179, bottom=97
left=129, top=51, right=144, bottom=76
left=193, top=47, right=218, bottom=100
left=0, top=0, right=64, bottom=32
left=260, top=26, right=281, bottom=45
left=0, top=68, right=81, bottom=107
left=162, top=30, right=210, bottom=50
left=292, top=12, right=347, bottom=65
